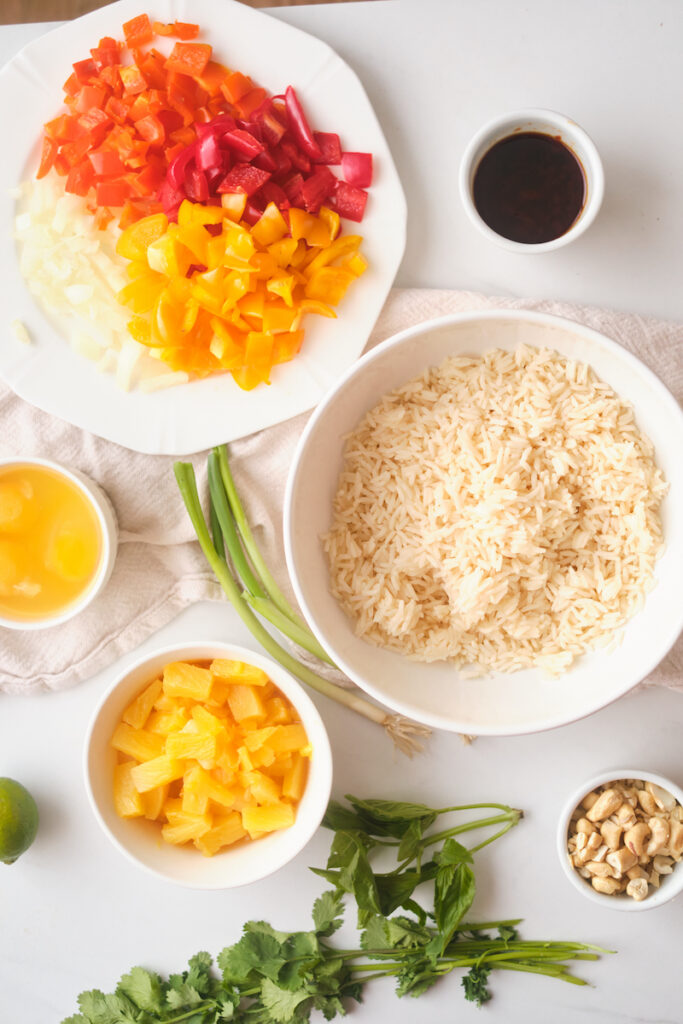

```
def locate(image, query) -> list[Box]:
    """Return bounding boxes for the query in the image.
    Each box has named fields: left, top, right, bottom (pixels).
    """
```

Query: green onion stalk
left=174, top=446, right=432, bottom=755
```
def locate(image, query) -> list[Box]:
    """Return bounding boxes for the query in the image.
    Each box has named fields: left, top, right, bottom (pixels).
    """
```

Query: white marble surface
left=1, top=3, right=682, bottom=1024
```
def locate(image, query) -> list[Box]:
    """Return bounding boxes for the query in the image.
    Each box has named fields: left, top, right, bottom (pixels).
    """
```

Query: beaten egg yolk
left=0, top=465, right=102, bottom=621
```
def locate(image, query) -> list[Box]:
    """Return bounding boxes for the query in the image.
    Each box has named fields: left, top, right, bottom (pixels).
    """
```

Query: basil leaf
left=434, top=861, right=476, bottom=956
left=346, top=796, right=437, bottom=823
left=327, top=831, right=381, bottom=916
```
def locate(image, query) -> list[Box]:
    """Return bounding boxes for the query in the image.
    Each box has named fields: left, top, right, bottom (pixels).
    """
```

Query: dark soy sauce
left=473, top=132, right=586, bottom=244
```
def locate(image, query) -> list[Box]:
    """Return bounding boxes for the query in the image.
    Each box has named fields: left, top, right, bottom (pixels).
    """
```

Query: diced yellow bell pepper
left=266, top=272, right=296, bottom=307
left=116, top=212, right=168, bottom=261
left=221, top=192, right=247, bottom=221
left=251, top=202, right=288, bottom=246
left=273, top=331, right=304, bottom=365
left=267, top=237, right=298, bottom=268
left=304, top=267, right=355, bottom=305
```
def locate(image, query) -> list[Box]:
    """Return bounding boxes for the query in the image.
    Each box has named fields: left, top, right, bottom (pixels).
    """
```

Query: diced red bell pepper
left=164, top=42, right=212, bottom=78
left=301, top=165, right=337, bottom=213
left=280, top=138, right=311, bottom=174
left=88, top=150, right=127, bottom=176
left=217, top=162, right=271, bottom=196
left=196, top=130, right=220, bottom=171
left=284, top=86, right=322, bottom=160
left=74, top=84, right=108, bottom=114
left=270, top=146, right=292, bottom=177
left=185, top=165, right=209, bottom=202
left=136, top=114, right=165, bottom=147
left=65, top=160, right=95, bottom=196
left=260, top=181, right=289, bottom=210
left=96, top=179, right=131, bottom=207
left=153, top=20, right=200, bottom=40
left=313, top=132, right=341, bottom=165
left=63, top=72, right=80, bottom=96
left=119, top=64, right=148, bottom=95
left=242, top=200, right=265, bottom=226
left=158, top=179, right=185, bottom=218
left=104, top=96, right=129, bottom=124
left=122, top=14, right=154, bottom=49
left=254, top=149, right=277, bottom=174
left=235, top=88, right=267, bottom=119
left=223, top=128, right=264, bottom=160
left=72, top=58, right=97, bottom=84
left=341, top=151, right=373, bottom=188
left=36, top=135, right=58, bottom=179
left=258, top=106, right=287, bottom=147
left=90, top=37, right=120, bottom=69
left=281, top=172, right=304, bottom=205
left=220, top=71, right=252, bottom=104
left=333, top=180, right=368, bottom=222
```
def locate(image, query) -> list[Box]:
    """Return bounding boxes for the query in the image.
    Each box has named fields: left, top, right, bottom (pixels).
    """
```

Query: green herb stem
left=175, top=463, right=392, bottom=727
left=216, top=444, right=306, bottom=629
left=244, top=591, right=335, bottom=665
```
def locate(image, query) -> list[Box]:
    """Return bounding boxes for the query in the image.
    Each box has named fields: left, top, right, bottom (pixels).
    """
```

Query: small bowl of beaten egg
left=0, top=456, right=117, bottom=629
left=84, top=641, right=333, bottom=889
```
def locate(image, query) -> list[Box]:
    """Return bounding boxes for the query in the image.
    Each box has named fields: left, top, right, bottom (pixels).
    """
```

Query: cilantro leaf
left=312, top=890, right=344, bottom=937
left=117, top=967, right=163, bottom=1014
left=260, top=978, right=311, bottom=1023
left=76, top=990, right=139, bottom=1024
left=431, top=855, right=476, bottom=957
left=218, top=928, right=285, bottom=985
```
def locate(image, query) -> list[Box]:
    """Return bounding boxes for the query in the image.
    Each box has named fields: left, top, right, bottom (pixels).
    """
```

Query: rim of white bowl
left=83, top=640, right=333, bottom=889
left=556, top=769, right=683, bottom=911
left=459, top=108, right=605, bottom=254
left=0, top=455, right=117, bottom=631
left=284, top=309, right=683, bottom=735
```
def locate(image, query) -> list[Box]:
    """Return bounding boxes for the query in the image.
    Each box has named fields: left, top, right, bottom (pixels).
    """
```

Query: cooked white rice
left=323, top=345, right=667, bottom=675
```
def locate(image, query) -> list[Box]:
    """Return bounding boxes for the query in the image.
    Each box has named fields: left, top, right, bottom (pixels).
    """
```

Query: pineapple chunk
left=111, top=723, right=165, bottom=762
left=249, top=745, right=276, bottom=769
left=243, top=726, right=278, bottom=751
left=265, top=697, right=293, bottom=725
left=227, top=684, right=267, bottom=722
left=182, top=766, right=210, bottom=815
left=146, top=708, right=189, bottom=736
left=165, top=730, right=217, bottom=762
left=205, top=679, right=231, bottom=707
left=131, top=754, right=185, bottom=793
left=264, top=724, right=308, bottom=754
left=266, top=754, right=293, bottom=779
left=163, top=661, right=213, bottom=700
left=162, top=810, right=212, bottom=845
left=121, top=678, right=163, bottom=730
left=113, top=762, right=144, bottom=818
left=211, top=659, right=269, bottom=686
left=153, top=693, right=190, bottom=712
left=195, top=812, right=247, bottom=856
left=245, top=770, right=281, bottom=805
left=282, top=754, right=308, bottom=802
left=141, top=784, right=169, bottom=821
left=191, top=704, right=224, bottom=735
left=242, top=802, right=295, bottom=837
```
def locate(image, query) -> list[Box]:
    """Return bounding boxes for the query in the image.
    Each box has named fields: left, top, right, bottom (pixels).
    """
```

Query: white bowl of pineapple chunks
left=84, top=641, right=333, bottom=889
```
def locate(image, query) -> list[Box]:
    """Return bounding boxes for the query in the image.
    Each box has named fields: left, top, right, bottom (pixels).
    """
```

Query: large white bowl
left=284, top=311, right=683, bottom=735
left=84, top=641, right=333, bottom=889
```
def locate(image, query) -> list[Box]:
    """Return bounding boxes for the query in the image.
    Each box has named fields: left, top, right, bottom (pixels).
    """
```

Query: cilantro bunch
left=63, top=797, right=611, bottom=1023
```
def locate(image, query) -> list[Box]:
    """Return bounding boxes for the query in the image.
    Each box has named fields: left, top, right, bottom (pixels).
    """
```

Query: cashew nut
left=652, top=855, right=673, bottom=875
left=606, top=847, right=638, bottom=875
left=613, top=803, right=638, bottom=829
left=591, top=875, right=622, bottom=895
left=637, top=789, right=658, bottom=817
left=600, top=819, right=623, bottom=851
left=669, top=820, right=683, bottom=860
left=586, top=789, right=622, bottom=822
left=645, top=782, right=677, bottom=812
left=575, top=817, right=596, bottom=835
left=626, top=865, right=648, bottom=881
left=582, top=791, right=599, bottom=811
left=649, top=869, right=660, bottom=889
left=585, top=860, right=613, bottom=877
left=626, top=878, right=649, bottom=901
left=624, top=822, right=651, bottom=857
left=646, top=817, right=670, bottom=857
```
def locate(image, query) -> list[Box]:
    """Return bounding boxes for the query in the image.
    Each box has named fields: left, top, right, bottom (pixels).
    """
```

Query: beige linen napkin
left=1, top=287, right=681, bottom=696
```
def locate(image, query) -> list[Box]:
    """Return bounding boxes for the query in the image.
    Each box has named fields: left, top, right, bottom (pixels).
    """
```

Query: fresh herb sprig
left=175, top=445, right=431, bottom=755
left=62, top=796, right=612, bottom=1023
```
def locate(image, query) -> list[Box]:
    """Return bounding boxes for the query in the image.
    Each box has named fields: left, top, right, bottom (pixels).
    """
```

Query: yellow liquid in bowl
left=0, top=464, right=103, bottom=622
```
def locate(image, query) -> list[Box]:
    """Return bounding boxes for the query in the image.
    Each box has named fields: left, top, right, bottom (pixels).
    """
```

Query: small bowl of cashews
left=557, top=769, right=683, bottom=911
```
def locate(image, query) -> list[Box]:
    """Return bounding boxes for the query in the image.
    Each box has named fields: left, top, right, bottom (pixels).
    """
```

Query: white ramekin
left=0, top=456, right=117, bottom=630
left=84, top=641, right=333, bottom=889
left=557, top=769, right=683, bottom=912
left=459, top=108, right=604, bottom=254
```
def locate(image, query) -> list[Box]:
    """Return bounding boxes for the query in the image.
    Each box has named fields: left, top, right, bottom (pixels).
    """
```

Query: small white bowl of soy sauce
left=459, top=108, right=604, bottom=253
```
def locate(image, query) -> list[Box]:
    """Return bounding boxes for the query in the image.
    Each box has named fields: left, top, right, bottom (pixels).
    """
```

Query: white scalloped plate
left=0, top=0, right=406, bottom=454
